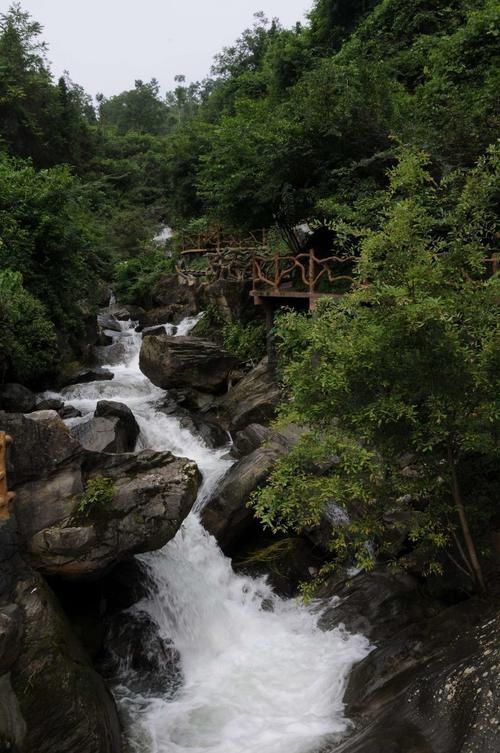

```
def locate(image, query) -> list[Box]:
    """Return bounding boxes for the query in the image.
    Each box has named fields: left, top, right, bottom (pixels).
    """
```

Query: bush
left=113, top=248, right=178, bottom=307
left=223, top=320, right=267, bottom=366
left=0, top=269, right=58, bottom=384
left=77, top=476, right=115, bottom=517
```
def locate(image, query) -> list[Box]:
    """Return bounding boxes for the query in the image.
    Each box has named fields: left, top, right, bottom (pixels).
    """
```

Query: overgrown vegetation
left=77, top=476, right=115, bottom=518
left=252, top=147, right=500, bottom=593
left=1, top=0, right=498, bottom=589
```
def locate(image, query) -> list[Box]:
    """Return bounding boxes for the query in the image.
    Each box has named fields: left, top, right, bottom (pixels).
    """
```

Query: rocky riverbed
left=0, top=291, right=498, bottom=753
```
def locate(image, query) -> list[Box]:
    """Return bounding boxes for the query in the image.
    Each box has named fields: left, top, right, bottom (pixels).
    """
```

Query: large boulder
left=231, top=423, right=273, bottom=458
left=0, top=412, right=200, bottom=579
left=201, top=426, right=303, bottom=553
left=216, top=357, right=281, bottom=432
left=200, top=279, right=255, bottom=325
left=26, top=450, right=200, bottom=579
left=149, top=274, right=200, bottom=324
left=0, top=411, right=82, bottom=489
left=330, top=595, right=500, bottom=753
left=108, top=304, right=146, bottom=326
left=0, top=518, right=122, bottom=753
left=97, top=312, right=122, bottom=333
left=140, top=335, right=240, bottom=394
left=0, top=384, right=36, bottom=414
left=69, top=401, right=140, bottom=454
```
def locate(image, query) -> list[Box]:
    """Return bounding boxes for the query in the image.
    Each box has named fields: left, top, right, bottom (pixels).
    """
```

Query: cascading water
left=48, top=314, right=370, bottom=753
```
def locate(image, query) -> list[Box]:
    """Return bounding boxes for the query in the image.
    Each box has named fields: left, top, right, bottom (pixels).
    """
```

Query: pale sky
left=9, top=0, right=313, bottom=98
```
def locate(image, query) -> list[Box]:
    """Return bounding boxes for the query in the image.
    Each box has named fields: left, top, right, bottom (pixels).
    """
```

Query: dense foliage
left=253, top=147, right=500, bottom=591
left=0, top=1, right=498, bottom=586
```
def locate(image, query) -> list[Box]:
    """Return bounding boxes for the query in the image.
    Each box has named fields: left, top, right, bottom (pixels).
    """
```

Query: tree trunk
left=447, top=445, right=487, bottom=594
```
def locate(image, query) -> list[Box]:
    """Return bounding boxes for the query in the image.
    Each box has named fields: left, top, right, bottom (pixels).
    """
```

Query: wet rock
left=108, top=304, right=146, bottom=325
left=0, top=605, right=22, bottom=674
left=0, top=411, right=81, bottom=488
left=59, top=405, right=82, bottom=419
left=36, top=398, right=64, bottom=412
left=102, top=610, right=182, bottom=698
left=178, top=413, right=229, bottom=449
left=97, top=333, right=114, bottom=347
left=28, top=450, right=201, bottom=578
left=232, top=423, right=273, bottom=458
left=142, top=324, right=167, bottom=337
left=69, top=401, right=139, bottom=454
left=217, top=358, right=281, bottom=431
left=0, top=383, right=36, bottom=414
left=317, top=569, right=438, bottom=642
left=332, top=598, right=500, bottom=753
left=200, top=279, right=255, bottom=325
left=0, top=518, right=122, bottom=753
left=150, top=274, right=199, bottom=323
left=1, top=412, right=200, bottom=579
left=140, top=335, right=240, bottom=394
left=95, top=400, right=140, bottom=441
left=59, top=367, right=114, bottom=388
left=202, top=426, right=304, bottom=553
left=97, top=313, right=122, bottom=333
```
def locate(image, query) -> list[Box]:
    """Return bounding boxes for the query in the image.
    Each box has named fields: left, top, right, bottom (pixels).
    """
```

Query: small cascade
left=49, top=310, right=370, bottom=753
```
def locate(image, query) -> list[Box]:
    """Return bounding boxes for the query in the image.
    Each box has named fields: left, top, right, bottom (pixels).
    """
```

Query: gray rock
left=70, top=417, right=131, bottom=454
left=232, top=423, right=273, bottom=457
left=1, top=412, right=200, bottom=579
left=25, top=409, right=59, bottom=422
left=218, top=358, right=281, bottom=431
left=0, top=605, right=22, bottom=673
left=331, top=598, right=500, bottom=753
left=149, top=274, right=199, bottom=323
left=0, top=384, right=36, bottom=414
left=0, top=519, right=121, bottom=753
left=95, top=400, right=140, bottom=442
left=0, top=411, right=81, bottom=488
left=11, top=569, right=122, bottom=753
left=108, top=304, right=145, bottom=324
left=97, top=313, right=122, bottom=333
left=59, top=405, right=82, bottom=419
left=178, top=413, right=229, bottom=449
left=140, top=335, right=240, bottom=394
left=36, top=398, right=64, bottom=412
left=201, top=426, right=303, bottom=552
left=60, top=368, right=114, bottom=388
left=0, top=673, right=26, bottom=752
left=142, top=324, right=167, bottom=337
left=28, top=450, right=200, bottom=578
left=317, top=569, right=437, bottom=641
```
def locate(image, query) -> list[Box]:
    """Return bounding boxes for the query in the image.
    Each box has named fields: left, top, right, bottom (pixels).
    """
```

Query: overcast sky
left=11, top=0, right=312, bottom=98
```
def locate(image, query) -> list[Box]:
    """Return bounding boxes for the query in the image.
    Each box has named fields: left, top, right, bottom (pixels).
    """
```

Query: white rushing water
left=48, top=315, right=370, bottom=753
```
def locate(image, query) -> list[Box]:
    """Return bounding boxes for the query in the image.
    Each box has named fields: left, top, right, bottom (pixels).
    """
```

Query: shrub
left=223, top=320, right=267, bottom=366
left=77, top=476, right=115, bottom=517
left=0, top=269, right=58, bottom=384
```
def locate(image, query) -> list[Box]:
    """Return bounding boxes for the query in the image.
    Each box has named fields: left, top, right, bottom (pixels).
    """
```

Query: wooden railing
left=0, top=431, right=14, bottom=521
left=252, top=251, right=357, bottom=296
left=179, top=227, right=268, bottom=254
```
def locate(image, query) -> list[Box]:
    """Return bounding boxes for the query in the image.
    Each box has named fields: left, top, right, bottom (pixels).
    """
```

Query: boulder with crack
left=139, top=334, right=240, bottom=394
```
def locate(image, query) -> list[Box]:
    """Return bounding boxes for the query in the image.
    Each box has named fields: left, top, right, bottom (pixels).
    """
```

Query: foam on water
left=48, top=314, right=370, bottom=753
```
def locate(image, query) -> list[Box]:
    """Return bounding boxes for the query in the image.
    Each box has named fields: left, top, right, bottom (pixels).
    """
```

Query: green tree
left=0, top=269, right=58, bottom=383
left=253, top=148, right=500, bottom=593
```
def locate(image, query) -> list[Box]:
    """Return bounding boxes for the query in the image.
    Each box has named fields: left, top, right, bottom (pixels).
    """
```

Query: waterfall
left=49, top=315, right=370, bottom=753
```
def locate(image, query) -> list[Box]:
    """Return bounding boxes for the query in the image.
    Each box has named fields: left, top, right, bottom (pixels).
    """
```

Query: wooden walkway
left=177, top=228, right=499, bottom=312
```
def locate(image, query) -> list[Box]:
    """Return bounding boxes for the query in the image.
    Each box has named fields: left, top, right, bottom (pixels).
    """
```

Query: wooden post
left=0, top=432, right=15, bottom=521
left=273, top=254, right=280, bottom=292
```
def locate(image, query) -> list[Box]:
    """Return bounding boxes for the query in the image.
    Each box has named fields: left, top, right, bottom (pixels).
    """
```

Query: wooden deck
left=251, top=251, right=356, bottom=311
left=176, top=227, right=499, bottom=313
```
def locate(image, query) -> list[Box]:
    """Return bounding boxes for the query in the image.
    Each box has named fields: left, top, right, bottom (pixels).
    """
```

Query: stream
left=46, top=314, right=370, bottom=753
